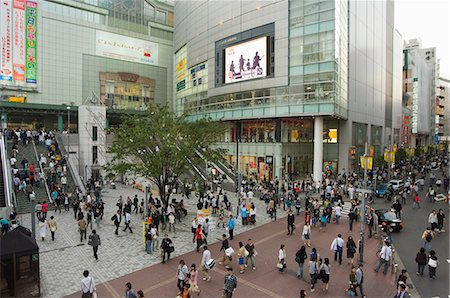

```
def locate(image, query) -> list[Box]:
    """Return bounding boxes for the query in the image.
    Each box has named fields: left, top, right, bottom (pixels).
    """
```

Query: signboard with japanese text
left=0, top=0, right=13, bottom=81
left=25, top=0, right=37, bottom=84
left=13, top=0, right=25, bottom=82
left=96, top=30, right=159, bottom=66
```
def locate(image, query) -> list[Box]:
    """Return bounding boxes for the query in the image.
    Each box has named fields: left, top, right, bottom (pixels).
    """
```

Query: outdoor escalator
left=0, top=151, right=5, bottom=208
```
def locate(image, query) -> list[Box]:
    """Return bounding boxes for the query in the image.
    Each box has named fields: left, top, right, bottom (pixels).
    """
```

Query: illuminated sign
left=224, top=36, right=267, bottom=84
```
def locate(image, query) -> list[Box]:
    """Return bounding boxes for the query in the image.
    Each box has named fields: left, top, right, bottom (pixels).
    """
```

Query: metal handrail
left=0, top=135, right=14, bottom=208
left=55, top=133, right=87, bottom=194
left=32, top=140, right=52, bottom=202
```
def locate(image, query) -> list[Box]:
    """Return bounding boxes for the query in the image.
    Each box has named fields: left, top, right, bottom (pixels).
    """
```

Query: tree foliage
left=105, top=105, right=227, bottom=206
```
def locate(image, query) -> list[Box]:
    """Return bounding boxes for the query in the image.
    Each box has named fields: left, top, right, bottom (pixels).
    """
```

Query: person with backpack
left=421, top=227, right=434, bottom=252
left=295, top=245, right=308, bottom=279
left=330, top=234, right=344, bottom=265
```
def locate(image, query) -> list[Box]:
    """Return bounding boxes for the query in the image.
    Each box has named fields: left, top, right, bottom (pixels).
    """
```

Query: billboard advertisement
left=224, top=36, right=267, bottom=84
left=96, top=31, right=159, bottom=66
left=25, top=0, right=37, bottom=84
left=0, top=0, right=13, bottom=81
left=13, top=0, right=25, bottom=82
left=175, top=45, right=186, bottom=94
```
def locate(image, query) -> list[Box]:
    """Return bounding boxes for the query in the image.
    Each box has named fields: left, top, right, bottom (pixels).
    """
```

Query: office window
left=92, top=126, right=98, bottom=141
left=92, top=146, right=98, bottom=164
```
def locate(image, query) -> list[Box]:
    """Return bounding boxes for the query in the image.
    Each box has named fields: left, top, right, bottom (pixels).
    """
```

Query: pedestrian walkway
left=66, top=208, right=396, bottom=298
left=17, top=183, right=288, bottom=298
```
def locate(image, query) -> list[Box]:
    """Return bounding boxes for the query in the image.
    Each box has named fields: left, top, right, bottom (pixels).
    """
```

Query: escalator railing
left=0, top=135, right=13, bottom=208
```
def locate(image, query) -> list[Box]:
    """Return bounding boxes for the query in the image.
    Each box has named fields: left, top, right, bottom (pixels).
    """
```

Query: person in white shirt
left=302, top=223, right=312, bottom=247
left=80, top=270, right=96, bottom=297
left=10, top=156, right=17, bottom=167
left=247, top=190, right=254, bottom=200
left=39, top=154, right=47, bottom=168
left=150, top=226, right=158, bottom=251
left=123, top=212, right=133, bottom=233
left=428, top=210, right=438, bottom=231
left=334, top=204, right=342, bottom=224
left=330, top=234, right=345, bottom=265
left=201, top=246, right=212, bottom=281
left=278, top=244, right=287, bottom=272
left=374, top=241, right=392, bottom=274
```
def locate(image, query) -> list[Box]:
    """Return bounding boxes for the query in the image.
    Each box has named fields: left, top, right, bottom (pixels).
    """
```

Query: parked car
left=375, top=183, right=389, bottom=197
left=375, top=209, right=403, bottom=232
left=388, top=180, right=404, bottom=191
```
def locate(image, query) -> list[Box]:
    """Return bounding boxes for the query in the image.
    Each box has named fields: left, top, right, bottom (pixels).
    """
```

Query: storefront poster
left=0, top=0, right=13, bottom=81
left=25, top=0, right=37, bottom=84
left=13, top=0, right=25, bottom=81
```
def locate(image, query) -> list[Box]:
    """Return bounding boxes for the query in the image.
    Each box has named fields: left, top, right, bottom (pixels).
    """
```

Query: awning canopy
left=0, top=228, right=39, bottom=260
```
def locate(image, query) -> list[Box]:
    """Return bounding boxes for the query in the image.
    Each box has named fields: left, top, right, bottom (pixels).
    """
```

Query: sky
left=395, top=0, right=450, bottom=79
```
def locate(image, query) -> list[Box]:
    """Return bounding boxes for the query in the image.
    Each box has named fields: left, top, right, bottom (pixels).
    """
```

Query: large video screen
left=224, top=36, right=268, bottom=84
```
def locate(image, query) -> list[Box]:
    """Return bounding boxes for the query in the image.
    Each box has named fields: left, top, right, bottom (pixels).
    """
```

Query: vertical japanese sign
left=0, top=0, right=13, bottom=81
left=25, top=0, right=36, bottom=84
left=13, top=0, right=25, bottom=81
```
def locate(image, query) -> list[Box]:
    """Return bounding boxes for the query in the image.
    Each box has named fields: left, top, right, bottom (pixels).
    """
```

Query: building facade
left=0, top=0, right=174, bottom=180
left=437, top=77, right=450, bottom=142
left=402, top=39, right=438, bottom=147
left=174, top=0, right=402, bottom=182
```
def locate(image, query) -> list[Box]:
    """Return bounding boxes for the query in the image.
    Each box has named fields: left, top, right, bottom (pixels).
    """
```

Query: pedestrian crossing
left=337, top=201, right=352, bottom=218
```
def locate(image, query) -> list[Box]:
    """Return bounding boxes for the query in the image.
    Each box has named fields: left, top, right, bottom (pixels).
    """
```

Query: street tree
left=105, top=105, right=227, bottom=207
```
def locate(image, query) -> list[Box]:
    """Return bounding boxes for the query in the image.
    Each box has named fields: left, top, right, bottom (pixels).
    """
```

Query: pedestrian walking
left=308, top=255, right=319, bottom=292
left=278, top=244, right=287, bottom=272
left=428, top=210, right=438, bottom=231
left=334, top=204, right=342, bottom=224
left=295, top=245, right=308, bottom=279
left=195, top=224, right=204, bottom=252
left=191, top=217, right=197, bottom=243
left=437, top=209, right=445, bottom=233
left=374, top=240, right=392, bottom=274
left=123, top=211, right=133, bottom=233
left=302, top=223, right=311, bottom=247
left=237, top=241, right=246, bottom=274
left=427, top=250, right=439, bottom=279
left=367, top=210, right=374, bottom=238
left=330, top=234, right=344, bottom=265
left=223, top=267, right=237, bottom=298
left=125, top=282, right=138, bottom=298
left=137, top=290, right=144, bottom=298
left=88, top=229, right=101, bottom=260
left=394, top=283, right=410, bottom=298
left=319, top=257, right=330, bottom=292
left=355, top=263, right=365, bottom=297
left=161, top=234, right=173, bottom=263
left=145, top=227, right=152, bottom=254
left=150, top=225, right=159, bottom=252
left=245, top=238, right=256, bottom=270
left=188, top=264, right=200, bottom=295
left=48, top=216, right=57, bottom=241
left=39, top=218, right=47, bottom=241
left=80, top=270, right=96, bottom=298
left=415, top=247, right=427, bottom=276
left=412, top=193, right=420, bottom=209
left=78, top=217, right=87, bottom=242
left=168, top=212, right=176, bottom=233
left=421, top=227, right=434, bottom=252
left=348, top=266, right=357, bottom=296
left=287, top=209, right=295, bottom=235
left=176, top=260, right=189, bottom=292
left=228, top=215, right=235, bottom=240
left=111, top=209, right=121, bottom=235
left=346, top=236, right=357, bottom=266
left=201, top=246, right=213, bottom=281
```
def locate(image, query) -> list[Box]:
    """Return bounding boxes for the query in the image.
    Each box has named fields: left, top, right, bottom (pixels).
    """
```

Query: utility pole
left=30, top=194, right=36, bottom=239
left=359, top=142, right=368, bottom=264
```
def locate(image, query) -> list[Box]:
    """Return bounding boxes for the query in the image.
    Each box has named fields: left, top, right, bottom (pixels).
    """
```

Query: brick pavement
left=66, top=208, right=397, bottom=298
left=16, top=184, right=287, bottom=298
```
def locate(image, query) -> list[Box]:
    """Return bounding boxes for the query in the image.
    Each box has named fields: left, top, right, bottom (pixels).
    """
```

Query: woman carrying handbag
left=278, top=244, right=287, bottom=272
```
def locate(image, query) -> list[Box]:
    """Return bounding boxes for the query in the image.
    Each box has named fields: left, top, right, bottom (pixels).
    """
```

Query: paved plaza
left=65, top=202, right=397, bottom=298
left=17, top=184, right=288, bottom=298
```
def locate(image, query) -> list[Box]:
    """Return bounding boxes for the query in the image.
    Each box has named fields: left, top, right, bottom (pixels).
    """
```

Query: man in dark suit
left=111, top=209, right=121, bottom=235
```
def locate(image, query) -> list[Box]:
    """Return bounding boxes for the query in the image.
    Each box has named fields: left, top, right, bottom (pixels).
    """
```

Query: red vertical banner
left=402, top=116, right=409, bottom=144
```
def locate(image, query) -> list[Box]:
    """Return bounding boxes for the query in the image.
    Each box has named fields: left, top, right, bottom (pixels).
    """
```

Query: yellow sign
left=384, top=151, right=389, bottom=162
left=389, top=152, right=395, bottom=163
left=393, top=144, right=397, bottom=152
left=8, top=97, right=26, bottom=103
left=360, top=156, right=373, bottom=169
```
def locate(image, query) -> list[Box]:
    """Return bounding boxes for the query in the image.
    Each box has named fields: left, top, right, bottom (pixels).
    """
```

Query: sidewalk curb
left=393, top=244, right=421, bottom=297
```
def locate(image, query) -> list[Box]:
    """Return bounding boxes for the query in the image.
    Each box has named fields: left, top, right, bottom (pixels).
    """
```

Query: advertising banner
left=225, top=36, right=267, bottom=84
left=25, top=0, right=37, bottom=84
left=175, top=45, right=186, bottom=94
left=13, top=0, right=25, bottom=81
left=96, top=30, right=159, bottom=66
left=0, top=0, right=13, bottom=81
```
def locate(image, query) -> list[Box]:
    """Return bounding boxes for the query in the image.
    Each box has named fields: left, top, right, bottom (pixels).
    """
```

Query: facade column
left=1, top=112, right=7, bottom=130
left=313, top=117, right=323, bottom=184
left=57, top=114, right=63, bottom=132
